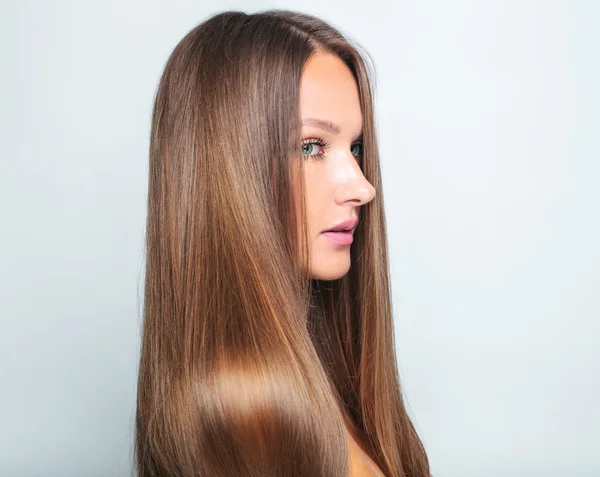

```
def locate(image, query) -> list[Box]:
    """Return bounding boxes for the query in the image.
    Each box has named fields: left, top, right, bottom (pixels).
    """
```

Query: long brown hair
left=135, top=9, right=430, bottom=477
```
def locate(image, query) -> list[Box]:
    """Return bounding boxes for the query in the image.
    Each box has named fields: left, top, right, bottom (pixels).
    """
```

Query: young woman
left=135, top=9, right=431, bottom=477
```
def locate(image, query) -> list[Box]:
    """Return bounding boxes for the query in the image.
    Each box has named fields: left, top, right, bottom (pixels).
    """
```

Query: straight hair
left=135, top=9, right=430, bottom=477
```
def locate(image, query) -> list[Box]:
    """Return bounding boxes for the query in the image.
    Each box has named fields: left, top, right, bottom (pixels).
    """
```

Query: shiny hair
left=135, top=9, right=430, bottom=477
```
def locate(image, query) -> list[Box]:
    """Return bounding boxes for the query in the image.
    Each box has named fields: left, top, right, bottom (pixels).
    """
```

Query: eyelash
left=301, top=137, right=364, bottom=164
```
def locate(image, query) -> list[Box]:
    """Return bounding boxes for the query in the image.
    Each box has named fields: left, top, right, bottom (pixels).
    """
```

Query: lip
left=322, top=218, right=359, bottom=234
left=322, top=230, right=353, bottom=245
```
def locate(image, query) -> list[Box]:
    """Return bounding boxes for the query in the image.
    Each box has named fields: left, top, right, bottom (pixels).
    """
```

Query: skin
left=299, top=52, right=376, bottom=281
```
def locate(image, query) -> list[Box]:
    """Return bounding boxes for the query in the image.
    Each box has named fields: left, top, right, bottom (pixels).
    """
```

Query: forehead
left=299, top=52, right=362, bottom=130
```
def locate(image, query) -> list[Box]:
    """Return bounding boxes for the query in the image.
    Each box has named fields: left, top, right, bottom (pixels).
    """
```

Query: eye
left=350, top=141, right=364, bottom=160
left=302, top=143, right=320, bottom=155
left=301, top=138, right=329, bottom=160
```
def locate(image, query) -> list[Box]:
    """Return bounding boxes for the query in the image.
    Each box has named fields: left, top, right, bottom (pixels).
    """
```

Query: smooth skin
left=299, top=54, right=384, bottom=476
left=300, top=52, right=376, bottom=281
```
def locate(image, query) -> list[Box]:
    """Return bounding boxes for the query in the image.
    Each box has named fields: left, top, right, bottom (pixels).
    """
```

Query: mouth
left=322, top=218, right=359, bottom=234
left=321, top=229, right=354, bottom=246
left=321, top=218, right=358, bottom=246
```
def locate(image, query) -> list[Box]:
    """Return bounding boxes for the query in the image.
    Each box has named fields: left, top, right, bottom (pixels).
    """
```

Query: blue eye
left=302, top=143, right=321, bottom=155
left=301, top=138, right=363, bottom=166
left=301, top=138, right=329, bottom=160
left=350, top=142, right=364, bottom=159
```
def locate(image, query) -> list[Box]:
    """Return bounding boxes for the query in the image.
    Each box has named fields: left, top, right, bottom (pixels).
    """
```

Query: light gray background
left=1, top=1, right=598, bottom=476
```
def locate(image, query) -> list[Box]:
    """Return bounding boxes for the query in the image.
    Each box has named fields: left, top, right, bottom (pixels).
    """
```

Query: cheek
left=304, top=173, right=330, bottom=238
left=303, top=170, right=319, bottom=229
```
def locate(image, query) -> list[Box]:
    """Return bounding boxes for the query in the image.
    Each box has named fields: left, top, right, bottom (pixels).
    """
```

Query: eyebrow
left=302, top=118, right=363, bottom=140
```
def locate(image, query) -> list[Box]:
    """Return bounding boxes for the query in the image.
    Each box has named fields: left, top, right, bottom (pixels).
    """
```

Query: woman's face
left=299, top=52, right=376, bottom=281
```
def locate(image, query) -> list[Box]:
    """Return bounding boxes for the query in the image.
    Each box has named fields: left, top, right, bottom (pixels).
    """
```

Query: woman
left=135, top=9, right=430, bottom=477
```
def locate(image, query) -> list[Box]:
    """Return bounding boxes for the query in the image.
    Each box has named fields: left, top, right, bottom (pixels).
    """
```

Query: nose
left=333, top=154, right=376, bottom=207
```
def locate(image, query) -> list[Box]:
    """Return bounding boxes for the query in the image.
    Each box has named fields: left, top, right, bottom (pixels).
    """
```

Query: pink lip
left=321, top=218, right=359, bottom=246
left=322, top=218, right=359, bottom=234
left=322, top=230, right=354, bottom=245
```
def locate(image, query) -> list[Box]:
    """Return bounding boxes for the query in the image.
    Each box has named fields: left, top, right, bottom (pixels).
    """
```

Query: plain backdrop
left=1, top=1, right=599, bottom=476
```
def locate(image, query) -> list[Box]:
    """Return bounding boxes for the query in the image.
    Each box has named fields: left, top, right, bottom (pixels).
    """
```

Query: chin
left=309, top=258, right=351, bottom=281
